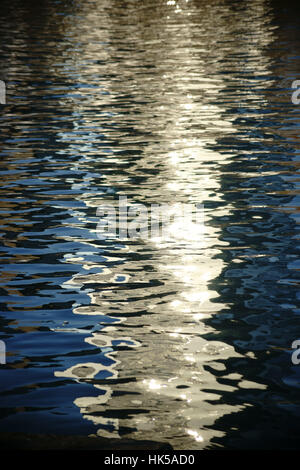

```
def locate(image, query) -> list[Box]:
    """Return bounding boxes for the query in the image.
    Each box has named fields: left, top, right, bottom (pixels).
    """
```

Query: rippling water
left=0, top=0, right=300, bottom=450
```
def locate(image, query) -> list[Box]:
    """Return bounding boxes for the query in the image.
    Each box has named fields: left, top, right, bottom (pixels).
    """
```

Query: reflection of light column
left=118, top=0, right=275, bottom=446
left=51, top=0, right=276, bottom=448
left=141, top=7, right=236, bottom=443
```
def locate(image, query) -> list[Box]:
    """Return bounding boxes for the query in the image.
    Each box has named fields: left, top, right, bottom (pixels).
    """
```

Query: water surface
left=0, top=0, right=300, bottom=449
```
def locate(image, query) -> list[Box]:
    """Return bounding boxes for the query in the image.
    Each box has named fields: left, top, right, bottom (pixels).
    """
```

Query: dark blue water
left=0, top=0, right=300, bottom=449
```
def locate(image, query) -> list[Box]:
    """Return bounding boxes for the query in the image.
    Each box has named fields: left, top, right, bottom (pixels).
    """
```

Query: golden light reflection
left=187, top=429, right=204, bottom=443
left=50, top=0, right=277, bottom=450
left=143, top=378, right=166, bottom=391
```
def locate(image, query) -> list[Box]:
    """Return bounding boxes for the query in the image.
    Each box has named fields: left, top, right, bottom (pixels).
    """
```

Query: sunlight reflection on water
left=0, top=0, right=300, bottom=450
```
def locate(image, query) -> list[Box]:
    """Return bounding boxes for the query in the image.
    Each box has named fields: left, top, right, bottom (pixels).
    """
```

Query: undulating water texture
left=0, top=0, right=300, bottom=450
